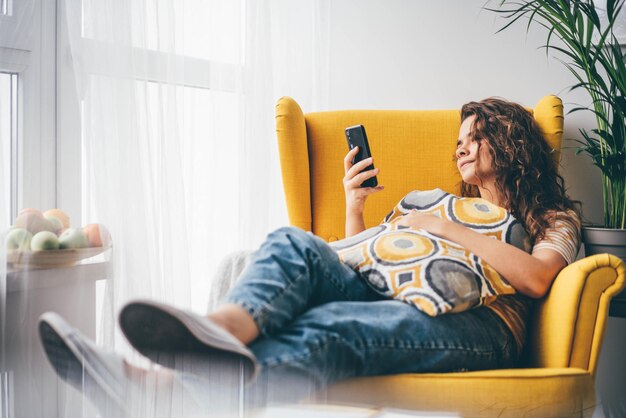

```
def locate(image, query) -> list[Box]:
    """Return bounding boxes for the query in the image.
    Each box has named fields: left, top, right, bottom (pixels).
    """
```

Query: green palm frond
left=488, top=0, right=626, bottom=228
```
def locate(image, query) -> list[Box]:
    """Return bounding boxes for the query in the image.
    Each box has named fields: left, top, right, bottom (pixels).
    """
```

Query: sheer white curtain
left=62, top=0, right=330, bottom=351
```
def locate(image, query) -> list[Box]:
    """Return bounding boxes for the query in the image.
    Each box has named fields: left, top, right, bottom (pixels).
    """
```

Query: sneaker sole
left=119, top=300, right=258, bottom=382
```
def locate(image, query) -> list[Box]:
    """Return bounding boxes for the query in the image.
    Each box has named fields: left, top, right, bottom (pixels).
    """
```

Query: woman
left=39, top=98, right=581, bottom=415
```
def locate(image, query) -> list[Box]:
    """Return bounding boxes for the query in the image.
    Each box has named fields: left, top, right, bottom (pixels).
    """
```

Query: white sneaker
left=118, top=299, right=259, bottom=383
left=38, top=312, right=130, bottom=417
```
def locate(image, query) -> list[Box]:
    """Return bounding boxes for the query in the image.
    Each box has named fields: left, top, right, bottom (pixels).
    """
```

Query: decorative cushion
left=329, top=189, right=531, bottom=316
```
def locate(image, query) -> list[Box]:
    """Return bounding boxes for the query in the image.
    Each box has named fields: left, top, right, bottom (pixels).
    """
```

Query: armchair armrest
left=529, top=253, right=626, bottom=375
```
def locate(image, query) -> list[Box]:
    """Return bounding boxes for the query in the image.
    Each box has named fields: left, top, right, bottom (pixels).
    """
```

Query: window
left=56, top=0, right=244, bottom=226
left=0, top=72, right=17, bottom=226
left=69, top=0, right=245, bottom=311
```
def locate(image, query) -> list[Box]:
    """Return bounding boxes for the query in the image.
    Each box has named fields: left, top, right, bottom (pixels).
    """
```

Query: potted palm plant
left=488, top=0, right=626, bottom=314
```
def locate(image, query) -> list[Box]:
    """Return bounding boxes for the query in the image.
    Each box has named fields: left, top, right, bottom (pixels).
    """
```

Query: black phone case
left=345, top=125, right=378, bottom=188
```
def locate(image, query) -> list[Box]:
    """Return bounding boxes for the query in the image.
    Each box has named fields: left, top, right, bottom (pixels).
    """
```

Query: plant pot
left=582, top=226, right=626, bottom=318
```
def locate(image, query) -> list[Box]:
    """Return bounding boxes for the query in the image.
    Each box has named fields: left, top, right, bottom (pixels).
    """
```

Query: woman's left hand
left=396, top=211, right=447, bottom=236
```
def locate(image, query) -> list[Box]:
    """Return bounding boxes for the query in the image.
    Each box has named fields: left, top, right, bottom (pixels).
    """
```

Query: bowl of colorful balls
left=5, top=208, right=112, bottom=269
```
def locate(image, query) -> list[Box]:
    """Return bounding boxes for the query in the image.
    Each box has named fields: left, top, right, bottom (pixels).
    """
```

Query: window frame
left=0, top=0, right=57, bottom=223
left=1, top=0, right=12, bottom=17
left=0, top=71, right=18, bottom=226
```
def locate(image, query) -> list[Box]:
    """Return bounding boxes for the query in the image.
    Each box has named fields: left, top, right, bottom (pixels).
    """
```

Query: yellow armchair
left=275, top=96, right=626, bottom=417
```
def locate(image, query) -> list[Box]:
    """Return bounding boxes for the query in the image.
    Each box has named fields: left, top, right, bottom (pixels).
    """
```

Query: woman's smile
left=458, top=159, right=474, bottom=170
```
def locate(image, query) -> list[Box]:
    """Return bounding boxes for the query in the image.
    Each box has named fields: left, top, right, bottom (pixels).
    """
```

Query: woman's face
left=456, top=115, right=495, bottom=186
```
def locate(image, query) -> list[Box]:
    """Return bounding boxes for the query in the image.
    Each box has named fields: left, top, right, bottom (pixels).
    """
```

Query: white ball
left=6, top=228, right=33, bottom=251
left=31, top=231, right=60, bottom=251
left=59, top=228, right=88, bottom=249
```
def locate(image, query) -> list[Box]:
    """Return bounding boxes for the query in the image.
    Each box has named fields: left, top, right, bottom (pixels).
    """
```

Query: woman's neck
left=478, top=184, right=505, bottom=208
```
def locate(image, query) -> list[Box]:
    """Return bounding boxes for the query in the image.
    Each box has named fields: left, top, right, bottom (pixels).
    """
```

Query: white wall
left=321, top=0, right=623, bottom=414
left=324, top=0, right=603, bottom=224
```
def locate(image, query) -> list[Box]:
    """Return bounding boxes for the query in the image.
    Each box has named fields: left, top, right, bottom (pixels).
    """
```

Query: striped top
left=531, top=210, right=582, bottom=264
left=487, top=210, right=582, bottom=355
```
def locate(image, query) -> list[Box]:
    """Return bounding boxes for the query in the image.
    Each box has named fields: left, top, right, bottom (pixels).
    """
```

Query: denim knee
left=223, top=226, right=348, bottom=336
left=263, top=226, right=336, bottom=265
left=266, top=226, right=318, bottom=249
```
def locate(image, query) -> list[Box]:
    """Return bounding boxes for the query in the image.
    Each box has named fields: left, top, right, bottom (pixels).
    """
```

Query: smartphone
left=345, top=124, right=378, bottom=188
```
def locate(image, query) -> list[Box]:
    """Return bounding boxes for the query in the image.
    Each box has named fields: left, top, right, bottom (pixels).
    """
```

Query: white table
left=2, top=261, right=110, bottom=417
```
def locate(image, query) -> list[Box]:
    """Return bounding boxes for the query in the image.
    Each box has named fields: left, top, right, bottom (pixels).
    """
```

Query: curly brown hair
left=459, top=97, right=581, bottom=245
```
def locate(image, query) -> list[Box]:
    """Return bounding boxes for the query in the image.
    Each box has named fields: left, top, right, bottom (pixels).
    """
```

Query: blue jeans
left=223, top=227, right=516, bottom=399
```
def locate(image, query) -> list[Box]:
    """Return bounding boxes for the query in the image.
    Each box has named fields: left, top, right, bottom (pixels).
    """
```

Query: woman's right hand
left=343, top=146, right=384, bottom=215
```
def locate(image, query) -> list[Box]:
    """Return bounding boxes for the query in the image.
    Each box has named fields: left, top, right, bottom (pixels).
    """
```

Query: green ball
left=31, top=231, right=60, bottom=251
left=6, top=228, right=33, bottom=251
left=59, top=228, right=88, bottom=249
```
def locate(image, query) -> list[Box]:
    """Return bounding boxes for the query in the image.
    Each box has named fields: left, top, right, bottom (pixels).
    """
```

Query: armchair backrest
left=275, top=95, right=576, bottom=369
left=276, top=96, right=563, bottom=242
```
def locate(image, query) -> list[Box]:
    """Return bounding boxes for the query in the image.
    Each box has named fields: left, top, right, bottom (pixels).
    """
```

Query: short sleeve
left=531, top=210, right=582, bottom=265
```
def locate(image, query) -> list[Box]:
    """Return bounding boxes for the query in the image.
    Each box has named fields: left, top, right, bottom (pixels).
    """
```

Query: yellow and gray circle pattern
left=334, top=189, right=531, bottom=316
